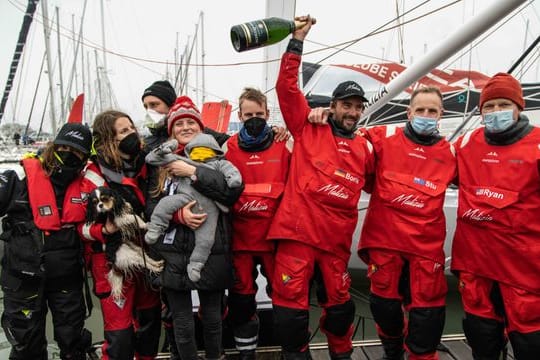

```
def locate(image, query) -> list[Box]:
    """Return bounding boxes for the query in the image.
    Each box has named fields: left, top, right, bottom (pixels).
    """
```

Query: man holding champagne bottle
left=267, top=15, right=375, bottom=360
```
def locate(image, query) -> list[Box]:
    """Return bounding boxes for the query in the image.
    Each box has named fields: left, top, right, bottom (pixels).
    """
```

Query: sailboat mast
left=55, top=6, right=66, bottom=122
left=80, top=21, right=86, bottom=122
left=41, top=0, right=57, bottom=135
left=72, top=14, right=78, bottom=93
left=264, top=0, right=296, bottom=125
left=100, top=0, right=108, bottom=71
left=94, top=50, right=103, bottom=112
left=86, top=51, right=92, bottom=121
left=63, top=0, right=88, bottom=120
left=0, top=0, right=40, bottom=125
left=24, top=52, right=46, bottom=137
left=201, top=11, right=206, bottom=104
left=362, top=0, right=528, bottom=121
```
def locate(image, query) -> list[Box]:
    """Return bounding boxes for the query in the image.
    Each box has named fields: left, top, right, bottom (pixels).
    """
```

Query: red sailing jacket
left=267, top=51, right=375, bottom=261
left=225, top=134, right=291, bottom=252
left=451, top=127, right=540, bottom=294
left=22, top=158, right=87, bottom=230
left=79, top=161, right=147, bottom=244
left=358, top=126, right=457, bottom=264
left=78, top=160, right=147, bottom=296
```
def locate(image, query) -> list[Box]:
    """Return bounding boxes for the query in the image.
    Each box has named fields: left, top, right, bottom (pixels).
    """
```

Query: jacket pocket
left=511, top=287, right=540, bottom=325
left=367, top=252, right=396, bottom=291
left=305, top=161, right=363, bottom=211
left=4, top=228, right=43, bottom=278
left=458, top=185, right=519, bottom=229
left=0, top=269, right=23, bottom=292
left=273, top=253, right=309, bottom=307
left=377, top=170, right=446, bottom=218
left=414, top=259, right=447, bottom=304
left=233, top=183, right=284, bottom=219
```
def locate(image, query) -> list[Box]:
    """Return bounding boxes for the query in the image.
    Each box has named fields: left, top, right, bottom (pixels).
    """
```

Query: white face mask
left=482, top=110, right=515, bottom=133
left=411, top=116, right=438, bottom=136
left=144, top=109, right=167, bottom=129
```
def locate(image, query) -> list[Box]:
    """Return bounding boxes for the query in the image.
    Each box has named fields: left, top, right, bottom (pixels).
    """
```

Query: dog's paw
left=156, top=260, right=165, bottom=271
left=187, top=262, right=203, bottom=282
left=148, top=259, right=165, bottom=273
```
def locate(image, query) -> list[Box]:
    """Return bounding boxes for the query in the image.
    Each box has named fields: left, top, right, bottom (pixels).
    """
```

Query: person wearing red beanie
left=141, top=88, right=232, bottom=359
left=479, top=72, right=525, bottom=111
left=452, top=72, right=540, bottom=359
left=167, top=96, right=205, bottom=135
left=147, top=93, right=245, bottom=360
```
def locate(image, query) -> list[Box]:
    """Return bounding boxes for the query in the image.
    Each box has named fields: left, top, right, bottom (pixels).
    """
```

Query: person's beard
left=334, top=114, right=359, bottom=132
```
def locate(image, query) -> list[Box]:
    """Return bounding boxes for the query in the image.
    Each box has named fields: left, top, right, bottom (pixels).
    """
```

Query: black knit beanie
left=141, top=80, right=176, bottom=107
left=54, top=123, right=92, bottom=155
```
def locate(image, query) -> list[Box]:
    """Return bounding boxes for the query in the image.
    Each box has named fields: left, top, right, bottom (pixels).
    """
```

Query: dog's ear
left=112, top=189, right=126, bottom=216
left=86, top=191, right=97, bottom=224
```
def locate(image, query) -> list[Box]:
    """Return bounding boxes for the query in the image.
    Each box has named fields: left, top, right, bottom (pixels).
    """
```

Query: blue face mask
left=411, top=116, right=438, bottom=135
left=483, top=110, right=515, bottom=133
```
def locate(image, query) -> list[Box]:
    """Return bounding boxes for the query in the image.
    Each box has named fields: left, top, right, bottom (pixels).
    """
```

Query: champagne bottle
left=230, top=17, right=308, bottom=52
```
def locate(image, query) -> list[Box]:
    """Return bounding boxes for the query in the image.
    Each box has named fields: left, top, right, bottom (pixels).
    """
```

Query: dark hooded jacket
left=146, top=135, right=243, bottom=291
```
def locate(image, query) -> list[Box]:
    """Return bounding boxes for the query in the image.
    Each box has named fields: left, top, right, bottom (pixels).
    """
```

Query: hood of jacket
left=184, top=133, right=224, bottom=157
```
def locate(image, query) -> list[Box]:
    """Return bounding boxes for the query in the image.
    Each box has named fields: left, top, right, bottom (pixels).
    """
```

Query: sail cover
left=0, top=0, right=40, bottom=125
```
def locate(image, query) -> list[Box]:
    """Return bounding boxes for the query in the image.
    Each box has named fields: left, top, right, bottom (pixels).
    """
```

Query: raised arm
left=276, top=16, right=316, bottom=139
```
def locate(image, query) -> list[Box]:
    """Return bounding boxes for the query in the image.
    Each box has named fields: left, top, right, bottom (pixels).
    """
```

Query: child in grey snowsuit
left=145, top=133, right=242, bottom=282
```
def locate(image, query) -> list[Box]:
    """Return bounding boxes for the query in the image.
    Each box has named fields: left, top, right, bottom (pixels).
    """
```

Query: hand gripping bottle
left=231, top=17, right=310, bottom=52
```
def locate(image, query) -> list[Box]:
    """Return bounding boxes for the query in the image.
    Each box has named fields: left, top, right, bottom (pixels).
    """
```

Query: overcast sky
left=0, top=0, right=539, bottom=133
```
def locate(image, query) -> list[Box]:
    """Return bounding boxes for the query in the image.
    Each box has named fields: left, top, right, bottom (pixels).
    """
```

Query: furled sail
left=0, top=0, right=40, bottom=124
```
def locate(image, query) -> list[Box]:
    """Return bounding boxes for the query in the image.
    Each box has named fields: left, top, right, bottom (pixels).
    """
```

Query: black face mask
left=51, top=166, right=81, bottom=186
left=55, top=150, right=84, bottom=168
left=52, top=152, right=84, bottom=187
left=118, top=132, right=141, bottom=156
left=243, top=117, right=267, bottom=137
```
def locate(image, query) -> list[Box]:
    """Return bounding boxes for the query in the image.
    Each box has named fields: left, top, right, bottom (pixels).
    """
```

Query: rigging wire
left=7, top=0, right=460, bottom=69
left=5, top=0, right=537, bottom=115
left=440, top=0, right=534, bottom=73
left=5, top=0, right=461, bottom=108
left=307, top=0, right=461, bottom=66
left=368, top=0, right=535, bottom=126
left=6, top=0, right=164, bottom=76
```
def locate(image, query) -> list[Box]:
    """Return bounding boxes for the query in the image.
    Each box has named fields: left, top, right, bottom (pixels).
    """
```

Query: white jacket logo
left=392, top=194, right=425, bottom=208
left=475, top=188, right=504, bottom=200
left=318, top=184, right=349, bottom=199
left=239, top=200, right=269, bottom=212
left=66, top=130, right=84, bottom=140
left=345, top=84, right=362, bottom=92
left=463, top=208, right=493, bottom=221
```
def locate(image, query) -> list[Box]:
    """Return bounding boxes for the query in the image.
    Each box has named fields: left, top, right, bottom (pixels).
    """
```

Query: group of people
left=0, top=14, right=538, bottom=360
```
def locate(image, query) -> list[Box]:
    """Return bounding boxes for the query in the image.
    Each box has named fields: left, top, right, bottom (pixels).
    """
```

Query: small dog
left=86, top=186, right=164, bottom=300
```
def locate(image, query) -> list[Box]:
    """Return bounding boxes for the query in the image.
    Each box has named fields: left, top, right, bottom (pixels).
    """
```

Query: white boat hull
left=348, top=189, right=459, bottom=273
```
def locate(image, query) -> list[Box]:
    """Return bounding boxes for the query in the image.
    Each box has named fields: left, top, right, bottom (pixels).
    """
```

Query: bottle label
left=241, top=20, right=269, bottom=48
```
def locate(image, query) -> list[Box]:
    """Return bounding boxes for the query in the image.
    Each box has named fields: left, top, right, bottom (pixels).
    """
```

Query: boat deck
left=169, top=335, right=515, bottom=360
left=0, top=268, right=508, bottom=360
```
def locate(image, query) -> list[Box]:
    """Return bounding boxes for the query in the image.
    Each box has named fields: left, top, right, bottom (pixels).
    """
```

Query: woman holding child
left=147, top=95, right=243, bottom=360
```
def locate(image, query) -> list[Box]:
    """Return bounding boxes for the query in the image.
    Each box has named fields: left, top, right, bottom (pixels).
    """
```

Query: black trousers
left=164, top=288, right=223, bottom=360
left=1, top=274, right=86, bottom=360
